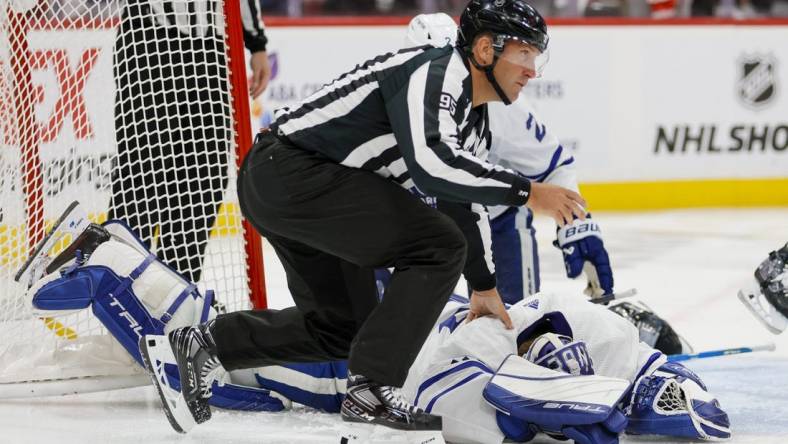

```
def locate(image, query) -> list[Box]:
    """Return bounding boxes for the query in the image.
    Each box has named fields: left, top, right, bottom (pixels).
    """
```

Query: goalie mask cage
left=0, top=0, right=266, bottom=397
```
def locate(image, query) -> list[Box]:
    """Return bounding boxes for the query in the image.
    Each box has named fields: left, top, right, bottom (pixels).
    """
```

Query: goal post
left=0, top=0, right=266, bottom=396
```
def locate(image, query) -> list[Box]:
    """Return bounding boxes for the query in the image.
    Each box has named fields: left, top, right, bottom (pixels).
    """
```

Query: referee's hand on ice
left=468, top=288, right=514, bottom=330
left=527, top=182, right=587, bottom=227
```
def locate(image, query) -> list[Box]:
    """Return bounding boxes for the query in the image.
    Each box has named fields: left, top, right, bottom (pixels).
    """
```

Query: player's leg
left=235, top=135, right=465, bottom=385
left=214, top=233, right=378, bottom=368
left=491, top=206, right=539, bottom=304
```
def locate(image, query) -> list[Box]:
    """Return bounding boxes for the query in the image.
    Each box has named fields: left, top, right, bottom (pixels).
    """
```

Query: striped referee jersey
left=126, top=0, right=267, bottom=52
left=272, top=45, right=531, bottom=208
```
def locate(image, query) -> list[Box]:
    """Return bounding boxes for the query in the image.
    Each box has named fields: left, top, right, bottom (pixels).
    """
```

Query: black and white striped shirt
left=132, top=0, right=267, bottom=52
left=272, top=45, right=531, bottom=208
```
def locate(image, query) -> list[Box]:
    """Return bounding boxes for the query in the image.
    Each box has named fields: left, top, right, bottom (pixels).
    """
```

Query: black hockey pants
left=213, top=132, right=466, bottom=387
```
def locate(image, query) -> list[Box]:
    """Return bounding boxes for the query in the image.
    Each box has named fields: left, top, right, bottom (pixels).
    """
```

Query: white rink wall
left=257, top=22, right=788, bottom=209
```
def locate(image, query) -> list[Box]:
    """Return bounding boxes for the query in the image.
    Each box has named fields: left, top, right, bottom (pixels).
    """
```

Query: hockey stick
left=591, top=288, right=637, bottom=305
left=667, top=343, right=776, bottom=362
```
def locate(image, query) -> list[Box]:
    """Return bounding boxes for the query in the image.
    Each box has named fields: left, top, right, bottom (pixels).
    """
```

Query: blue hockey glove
left=554, top=215, right=614, bottom=297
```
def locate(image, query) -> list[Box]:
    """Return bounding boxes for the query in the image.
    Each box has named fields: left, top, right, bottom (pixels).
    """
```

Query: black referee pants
left=213, top=132, right=466, bottom=386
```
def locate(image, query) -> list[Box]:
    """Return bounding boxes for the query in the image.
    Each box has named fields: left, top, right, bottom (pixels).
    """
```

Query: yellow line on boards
left=580, top=178, right=788, bottom=211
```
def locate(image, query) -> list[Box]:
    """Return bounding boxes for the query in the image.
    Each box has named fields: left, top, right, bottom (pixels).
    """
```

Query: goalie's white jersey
left=487, top=98, right=578, bottom=220
left=401, top=293, right=664, bottom=444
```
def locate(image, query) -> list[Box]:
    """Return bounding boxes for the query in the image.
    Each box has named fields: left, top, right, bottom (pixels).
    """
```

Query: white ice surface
left=2, top=208, right=787, bottom=443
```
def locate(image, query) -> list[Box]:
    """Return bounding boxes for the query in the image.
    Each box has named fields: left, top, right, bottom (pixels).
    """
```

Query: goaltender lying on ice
left=27, top=217, right=731, bottom=444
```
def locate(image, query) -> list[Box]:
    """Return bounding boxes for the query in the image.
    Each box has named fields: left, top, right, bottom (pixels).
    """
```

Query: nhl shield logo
left=737, top=53, right=777, bottom=109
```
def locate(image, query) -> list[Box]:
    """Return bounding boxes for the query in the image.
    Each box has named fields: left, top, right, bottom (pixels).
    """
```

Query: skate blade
left=139, top=335, right=197, bottom=434
left=14, top=201, right=88, bottom=287
left=338, top=423, right=445, bottom=444
left=738, top=286, right=787, bottom=335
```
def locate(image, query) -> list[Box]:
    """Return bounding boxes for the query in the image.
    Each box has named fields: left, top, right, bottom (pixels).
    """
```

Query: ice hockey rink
left=1, top=207, right=787, bottom=444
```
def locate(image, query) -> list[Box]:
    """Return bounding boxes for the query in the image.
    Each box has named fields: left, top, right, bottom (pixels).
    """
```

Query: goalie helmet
left=524, top=332, right=594, bottom=376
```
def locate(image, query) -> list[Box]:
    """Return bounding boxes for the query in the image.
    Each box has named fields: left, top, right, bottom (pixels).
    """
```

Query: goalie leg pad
left=209, top=382, right=288, bottom=412
left=254, top=361, right=347, bottom=413
left=626, top=375, right=730, bottom=439
left=562, top=410, right=627, bottom=444
left=31, top=220, right=284, bottom=413
left=495, top=411, right=537, bottom=442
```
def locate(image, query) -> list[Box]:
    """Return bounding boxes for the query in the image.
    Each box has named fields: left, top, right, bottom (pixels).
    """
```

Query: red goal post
left=0, top=0, right=265, bottom=396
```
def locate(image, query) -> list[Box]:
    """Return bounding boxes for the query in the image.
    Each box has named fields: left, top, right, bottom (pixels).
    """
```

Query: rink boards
left=258, top=20, right=788, bottom=209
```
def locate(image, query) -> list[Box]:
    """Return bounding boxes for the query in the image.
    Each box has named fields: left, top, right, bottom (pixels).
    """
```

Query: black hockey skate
left=139, top=320, right=224, bottom=433
left=341, top=374, right=442, bottom=431
left=738, top=243, right=788, bottom=334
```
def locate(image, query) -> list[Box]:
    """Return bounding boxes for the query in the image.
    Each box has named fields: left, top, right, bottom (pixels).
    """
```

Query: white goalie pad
left=483, top=354, right=630, bottom=430
left=31, top=220, right=215, bottom=329
left=738, top=278, right=787, bottom=334
left=29, top=220, right=216, bottom=367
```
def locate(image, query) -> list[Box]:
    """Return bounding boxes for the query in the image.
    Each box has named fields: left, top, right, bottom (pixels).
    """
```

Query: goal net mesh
left=0, top=0, right=258, bottom=389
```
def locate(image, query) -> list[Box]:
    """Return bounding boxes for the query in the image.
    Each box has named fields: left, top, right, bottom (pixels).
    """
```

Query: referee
left=110, top=0, right=270, bottom=283
left=143, top=0, right=587, bottom=433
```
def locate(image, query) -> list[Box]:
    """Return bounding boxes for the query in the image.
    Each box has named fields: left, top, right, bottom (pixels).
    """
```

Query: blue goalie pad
left=30, top=220, right=286, bottom=413
left=34, top=263, right=167, bottom=363
left=495, top=411, right=537, bottom=442
left=562, top=414, right=624, bottom=444
left=483, top=354, right=630, bottom=440
left=211, top=383, right=287, bottom=412
left=254, top=361, right=347, bottom=413
left=159, top=364, right=287, bottom=413
left=32, top=273, right=94, bottom=311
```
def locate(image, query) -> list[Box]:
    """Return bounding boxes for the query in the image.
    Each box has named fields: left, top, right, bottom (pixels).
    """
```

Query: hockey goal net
left=0, top=0, right=265, bottom=396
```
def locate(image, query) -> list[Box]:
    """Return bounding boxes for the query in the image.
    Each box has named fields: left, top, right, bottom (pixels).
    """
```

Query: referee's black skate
left=139, top=320, right=225, bottom=433
left=340, top=374, right=442, bottom=431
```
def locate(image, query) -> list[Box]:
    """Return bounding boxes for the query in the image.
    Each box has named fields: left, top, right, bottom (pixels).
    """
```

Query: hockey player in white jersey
left=739, top=242, right=788, bottom=334
left=397, top=293, right=730, bottom=443
left=404, top=12, right=612, bottom=304
left=251, top=292, right=730, bottom=443
left=400, top=13, right=690, bottom=356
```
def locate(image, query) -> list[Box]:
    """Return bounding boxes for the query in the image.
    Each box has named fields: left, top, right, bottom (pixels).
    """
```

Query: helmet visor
left=496, top=38, right=550, bottom=78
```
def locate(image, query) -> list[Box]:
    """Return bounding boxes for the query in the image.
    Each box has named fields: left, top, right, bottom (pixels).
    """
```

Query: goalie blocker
left=26, top=216, right=287, bottom=420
